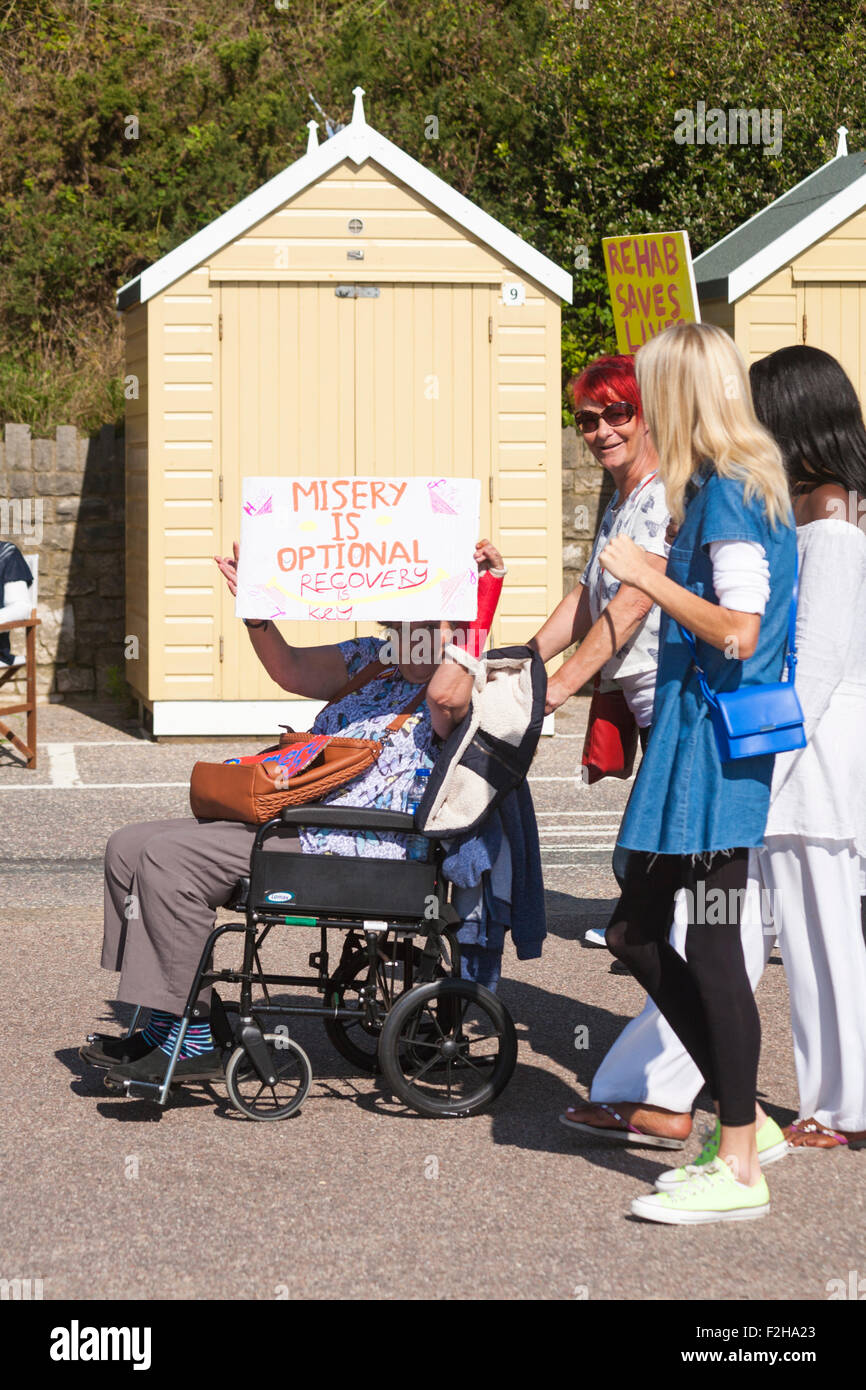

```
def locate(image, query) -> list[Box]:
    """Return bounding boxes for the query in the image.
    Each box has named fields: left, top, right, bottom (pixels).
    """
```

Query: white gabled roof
left=727, top=167, right=866, bottom=300
left=117, top=87, right=573, bottom=307
left=693, top=131, right=866, bottom=304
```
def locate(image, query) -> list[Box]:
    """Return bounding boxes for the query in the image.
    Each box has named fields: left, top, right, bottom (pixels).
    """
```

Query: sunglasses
left=574, top=401, right=636, bottom=434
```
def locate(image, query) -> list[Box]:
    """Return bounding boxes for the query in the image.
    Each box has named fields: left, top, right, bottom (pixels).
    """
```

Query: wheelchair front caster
left=378, top=980, right=517, bottom=1118
left=224, top=1034, right=312, bottom=1120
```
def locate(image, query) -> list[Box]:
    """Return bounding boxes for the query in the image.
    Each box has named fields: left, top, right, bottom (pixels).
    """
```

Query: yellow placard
left=602, top=231, right=700, bottom=353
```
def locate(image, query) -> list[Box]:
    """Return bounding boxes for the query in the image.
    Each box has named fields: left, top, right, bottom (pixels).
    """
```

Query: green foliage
left=2, top=0, right=866, bottom=432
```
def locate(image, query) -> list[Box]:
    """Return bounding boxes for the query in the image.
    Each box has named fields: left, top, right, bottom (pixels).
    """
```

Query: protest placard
left=602, top=231, right=700, bottom=353
left=235, top=475, right=481, bottom=622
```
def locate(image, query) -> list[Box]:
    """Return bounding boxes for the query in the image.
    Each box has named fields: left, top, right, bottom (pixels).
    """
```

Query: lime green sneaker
left=654, top=1115, right=788, bottom=1192
left=632, top=1157, right=770, bottom=1225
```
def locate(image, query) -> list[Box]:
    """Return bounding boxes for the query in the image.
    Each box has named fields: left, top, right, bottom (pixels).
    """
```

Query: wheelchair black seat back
left=114, top=804, right=518, bottom=1121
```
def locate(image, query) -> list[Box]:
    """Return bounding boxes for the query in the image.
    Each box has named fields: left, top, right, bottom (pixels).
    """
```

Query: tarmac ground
left=1, top=697, right=863, bottom=1305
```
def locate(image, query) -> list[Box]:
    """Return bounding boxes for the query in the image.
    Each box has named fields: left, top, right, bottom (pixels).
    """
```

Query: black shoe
left=105, top=1045, right=225, bottom=1088
left=80, top=1032, right=155, bottom=1069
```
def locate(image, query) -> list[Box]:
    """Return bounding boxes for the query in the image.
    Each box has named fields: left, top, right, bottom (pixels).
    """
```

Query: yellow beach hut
left=696, top=127, right=866, bottom=399
left=116, top=87, right=572, bottom=735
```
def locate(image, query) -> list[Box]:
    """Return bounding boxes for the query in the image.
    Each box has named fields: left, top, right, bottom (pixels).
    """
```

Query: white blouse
left=765, top=518, right=866, bottom=853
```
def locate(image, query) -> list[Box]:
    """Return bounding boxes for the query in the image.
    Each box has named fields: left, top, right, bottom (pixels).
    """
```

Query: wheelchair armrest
left=280, top=806, right=417, bottom=832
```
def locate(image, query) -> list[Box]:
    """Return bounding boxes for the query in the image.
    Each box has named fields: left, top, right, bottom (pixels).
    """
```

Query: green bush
left=1, top=0, right=865, bottom=432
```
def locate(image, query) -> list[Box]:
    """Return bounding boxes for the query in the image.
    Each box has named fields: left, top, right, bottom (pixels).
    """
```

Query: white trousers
left=756, top=836, right=866, bottom=1133
left=590, top=839, right=866, bottom=1132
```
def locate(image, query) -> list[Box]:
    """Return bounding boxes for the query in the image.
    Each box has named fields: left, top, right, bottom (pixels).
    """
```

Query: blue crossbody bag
left=678, top=553, right=807, bottom=763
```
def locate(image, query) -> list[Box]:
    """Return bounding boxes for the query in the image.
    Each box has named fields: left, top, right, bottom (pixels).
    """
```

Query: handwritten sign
left=236, top=475, right=481, bottom=622
left=602, top=231, right=700, bottom=353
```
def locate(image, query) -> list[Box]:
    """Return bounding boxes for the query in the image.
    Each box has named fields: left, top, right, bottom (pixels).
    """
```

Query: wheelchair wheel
left=224, top=1034, right=312, bottom=1121
left=324, top=942, right=444, bottom=1074
left=378, top=980, right=517, bottom=1118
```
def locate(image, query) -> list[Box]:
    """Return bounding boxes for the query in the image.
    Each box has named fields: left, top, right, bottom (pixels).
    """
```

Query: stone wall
left=561, top=423, right=615, bottom=601
left=0, top=421, right=610, bottom=701
left=0, top=423, right=125, bottom=698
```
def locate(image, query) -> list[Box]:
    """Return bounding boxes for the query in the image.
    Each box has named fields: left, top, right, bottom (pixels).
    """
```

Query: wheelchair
left=111, top=805, right=518, bottom=1120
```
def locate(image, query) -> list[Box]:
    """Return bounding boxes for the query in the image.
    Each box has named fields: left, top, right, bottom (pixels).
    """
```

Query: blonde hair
left=635, top=322, right=792, bottom=527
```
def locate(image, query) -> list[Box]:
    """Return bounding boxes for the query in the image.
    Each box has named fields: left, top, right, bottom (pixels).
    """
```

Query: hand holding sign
left=214, top=541, right=240, bottom=597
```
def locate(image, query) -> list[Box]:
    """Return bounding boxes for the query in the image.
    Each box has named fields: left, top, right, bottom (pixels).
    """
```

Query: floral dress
left=299, top=636, right=437, bottom=859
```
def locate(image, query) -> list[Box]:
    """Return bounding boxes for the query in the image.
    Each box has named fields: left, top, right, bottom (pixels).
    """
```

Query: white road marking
left=45, top=744, right=83, bottom=788
left=0, top=781, right=189, bottom=791
left=541, top=832, right=617, bottom=842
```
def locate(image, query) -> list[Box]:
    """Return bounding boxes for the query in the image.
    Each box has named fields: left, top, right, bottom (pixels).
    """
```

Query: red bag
left=581, top=676, right=638, bottom=785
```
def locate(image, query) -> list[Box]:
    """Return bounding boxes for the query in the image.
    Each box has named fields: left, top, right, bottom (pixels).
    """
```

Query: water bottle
left=405, top=766, right=432, bottom=861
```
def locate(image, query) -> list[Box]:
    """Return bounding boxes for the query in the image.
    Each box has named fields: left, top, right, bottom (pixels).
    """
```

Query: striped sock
left=141, top=1010, right=173, bottom=1048
left=157, top=1015, right=214, bottom=1059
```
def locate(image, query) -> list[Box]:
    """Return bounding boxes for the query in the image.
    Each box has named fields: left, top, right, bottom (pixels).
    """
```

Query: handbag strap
left=316, top=657, right=429, bottom=734
left=678, top=544, right=800, bottom=705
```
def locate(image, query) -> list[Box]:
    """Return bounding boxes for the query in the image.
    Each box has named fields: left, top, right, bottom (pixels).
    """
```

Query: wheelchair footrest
left=123, top=1080, right=164, bottom=1100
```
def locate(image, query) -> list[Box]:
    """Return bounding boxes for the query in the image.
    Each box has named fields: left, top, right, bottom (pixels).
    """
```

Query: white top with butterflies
left=580, top=472, right=672, bottom=699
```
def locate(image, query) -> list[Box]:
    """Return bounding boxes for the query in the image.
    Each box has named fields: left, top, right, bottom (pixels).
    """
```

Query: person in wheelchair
left=81, top=539, right=506, bottom=1088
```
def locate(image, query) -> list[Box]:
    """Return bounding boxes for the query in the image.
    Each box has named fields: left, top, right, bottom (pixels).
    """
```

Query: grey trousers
left=101, top=817, right=299, bottom=1015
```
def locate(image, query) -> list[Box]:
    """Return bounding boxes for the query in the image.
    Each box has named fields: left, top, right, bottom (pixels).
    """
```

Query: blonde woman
left=597, top=322, right=796, bottom=1225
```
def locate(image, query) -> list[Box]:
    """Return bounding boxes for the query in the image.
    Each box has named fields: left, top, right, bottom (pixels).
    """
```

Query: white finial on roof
left=836, top=125, right=849, bottom=157
left=306, top=120, right=319, bottom=154
left=351, top=86, right=367, bottom=127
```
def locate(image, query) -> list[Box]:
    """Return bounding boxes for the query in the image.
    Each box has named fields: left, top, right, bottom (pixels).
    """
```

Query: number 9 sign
left=501, top=281, right=526, bottom=306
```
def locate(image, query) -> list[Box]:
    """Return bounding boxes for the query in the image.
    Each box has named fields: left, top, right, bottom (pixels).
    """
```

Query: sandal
left=785, top=1117, right=849, bottom=1149
left=558, top=1101, right=686, bottom=1149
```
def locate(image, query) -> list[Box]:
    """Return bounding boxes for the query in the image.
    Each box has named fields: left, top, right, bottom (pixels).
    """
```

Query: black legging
left=605, top=847, right=760, bottom=1127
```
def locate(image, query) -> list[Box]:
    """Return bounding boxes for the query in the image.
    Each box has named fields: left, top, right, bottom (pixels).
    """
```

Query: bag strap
left=386, top=682, right=429, bottom=732
left=678, top=545, right=800, bottom=706
left=314, top=657, right=429, bottom=734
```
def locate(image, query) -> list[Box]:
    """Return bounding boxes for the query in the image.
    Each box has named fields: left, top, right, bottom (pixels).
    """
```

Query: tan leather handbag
left=189, top=660, right=427, bottom=823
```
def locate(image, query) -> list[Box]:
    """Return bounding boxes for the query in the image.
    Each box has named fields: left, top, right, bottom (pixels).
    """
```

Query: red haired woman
left=530, top=355, right=670, bottom=729
left=527, top=355, right=678, bottom=1138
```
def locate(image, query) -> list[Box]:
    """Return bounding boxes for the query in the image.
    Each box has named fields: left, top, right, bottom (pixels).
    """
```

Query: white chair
left=0, top=553, right=39, bottom=769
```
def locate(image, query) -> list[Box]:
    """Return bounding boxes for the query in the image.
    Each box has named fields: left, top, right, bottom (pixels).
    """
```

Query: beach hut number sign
left=602, top=231, right=700, bottom=352
left=236, top=475, right=481, bottom=622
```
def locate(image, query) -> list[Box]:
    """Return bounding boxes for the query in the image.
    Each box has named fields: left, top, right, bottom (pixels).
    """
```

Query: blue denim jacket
left=618, top=464, right=797, bottom=855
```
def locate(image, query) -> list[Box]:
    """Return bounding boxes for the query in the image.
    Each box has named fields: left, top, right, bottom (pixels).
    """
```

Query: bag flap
left=715, top=683, right=805, bottom=738
left=417, top=645, right=546, bottom=836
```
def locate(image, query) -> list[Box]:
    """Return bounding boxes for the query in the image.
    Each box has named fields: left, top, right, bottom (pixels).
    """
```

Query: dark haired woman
left=748, top=345, right=866, bottom=1150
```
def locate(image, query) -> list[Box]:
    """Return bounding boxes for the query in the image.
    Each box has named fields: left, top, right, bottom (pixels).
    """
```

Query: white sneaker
left=583, top=927, right=608, bottom=947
